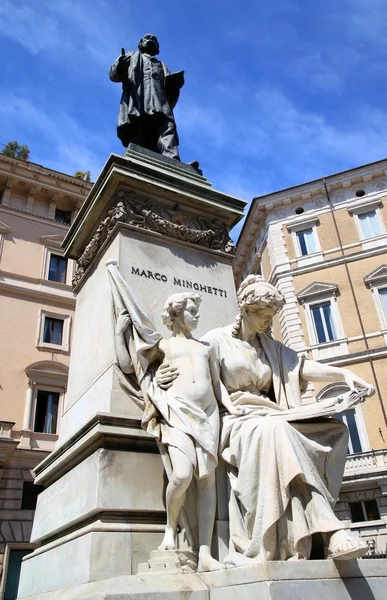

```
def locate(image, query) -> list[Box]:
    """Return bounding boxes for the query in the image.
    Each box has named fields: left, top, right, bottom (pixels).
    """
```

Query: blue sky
left=1, top=0, right=387, bottom=239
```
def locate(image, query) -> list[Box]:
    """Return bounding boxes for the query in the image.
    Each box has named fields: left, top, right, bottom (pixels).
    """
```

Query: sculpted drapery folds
left=156, top=275, right=375, bottom=565
left=108, top=260, right=374, bottom=567
left=109, top=34, right=184, bottom=159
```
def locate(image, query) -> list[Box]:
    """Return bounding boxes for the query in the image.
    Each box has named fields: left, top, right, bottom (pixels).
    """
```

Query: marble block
left=17, top=559, right=387, bottom=600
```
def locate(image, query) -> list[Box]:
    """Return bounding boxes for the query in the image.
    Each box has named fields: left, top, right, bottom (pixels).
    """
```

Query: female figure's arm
left=301, top=360, right=375, bottom=395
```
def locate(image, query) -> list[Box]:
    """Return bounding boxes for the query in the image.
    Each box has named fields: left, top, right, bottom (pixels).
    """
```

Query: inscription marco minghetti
left=131, top=266, right=228, bottom=297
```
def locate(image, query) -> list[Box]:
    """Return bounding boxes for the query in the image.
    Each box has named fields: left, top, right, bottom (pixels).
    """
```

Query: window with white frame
left=37, top=310, right=71, bottom=351
left=336, top=409, right=363, bottom=454
left=287, top=216, right=321, bottom=264
left=40, top=234, right=73, bottom=285
left=48, top=254, right=68, bottom=283
left=358, top=210, right=382, bottom=239
left=297, top=282, right=347, bottom=358
left=379, top=288, right=387, bottom=319
left=317, top=384, right=370, bottom=454
left=43, top=317, right=64, bottom=345
left=33, top=390, right=60, bottom=434
left=296, top=228, right=318, bottom=256
left=347, top=198, right=385, bottom=248
left=364, top=265, right=387, bottom=333
left=310, top=301, right=337, bottom=343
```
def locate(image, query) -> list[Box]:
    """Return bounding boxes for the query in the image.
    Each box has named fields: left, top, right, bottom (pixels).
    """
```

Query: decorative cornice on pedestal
left=62, top=152, right=245, bottom=289
left=72, top=190, right=236, bottom=288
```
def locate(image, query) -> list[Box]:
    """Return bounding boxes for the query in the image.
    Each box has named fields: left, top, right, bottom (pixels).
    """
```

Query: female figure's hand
left=156, top=362, right=179, bottom=390
left=342, top=369, right=375, bottom=397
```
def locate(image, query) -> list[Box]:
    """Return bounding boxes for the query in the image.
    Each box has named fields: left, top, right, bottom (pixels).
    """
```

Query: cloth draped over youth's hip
left=106, top=261, right=217, bottom=478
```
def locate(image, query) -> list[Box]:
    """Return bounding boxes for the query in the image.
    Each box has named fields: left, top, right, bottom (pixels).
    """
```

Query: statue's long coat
left=109, top=50, right=182, bottom=144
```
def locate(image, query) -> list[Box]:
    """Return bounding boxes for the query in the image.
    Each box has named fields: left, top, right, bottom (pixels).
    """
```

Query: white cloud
left=0, top=1, right=59, bottom=54
left=0, top=94, right=108, bottom=178
left=0, top=0, right=130, bottom=67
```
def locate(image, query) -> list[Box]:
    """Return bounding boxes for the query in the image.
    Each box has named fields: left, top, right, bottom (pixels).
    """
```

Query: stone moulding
left=72, top=189, right=236, bottom=288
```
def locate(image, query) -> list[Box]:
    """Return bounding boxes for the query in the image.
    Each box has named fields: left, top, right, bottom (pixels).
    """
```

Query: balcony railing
left=344, top=449, right=387, bottom=478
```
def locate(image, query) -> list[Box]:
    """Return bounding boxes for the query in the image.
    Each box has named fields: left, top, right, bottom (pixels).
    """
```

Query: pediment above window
left=286, top=215, right=320, bottom=232
left=364, top=265, right=387, bottom=288
left=25, top=360, right=69, bottom=385
left=41, top=234, right=65, bottom=248
left=297, top=281, right=339, bottom=303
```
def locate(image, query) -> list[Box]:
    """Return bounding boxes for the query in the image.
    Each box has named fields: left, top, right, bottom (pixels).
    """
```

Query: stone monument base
left=17, top=559, right=387, bottom=600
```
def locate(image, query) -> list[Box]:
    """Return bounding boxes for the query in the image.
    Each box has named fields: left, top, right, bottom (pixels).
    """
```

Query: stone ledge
left=17, top=559, right=387, bottom=600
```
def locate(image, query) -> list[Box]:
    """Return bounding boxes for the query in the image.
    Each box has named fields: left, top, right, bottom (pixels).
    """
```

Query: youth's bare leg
left=159, top=446, right=193, bottom=551
left=197, top=403, right=223, bottom=571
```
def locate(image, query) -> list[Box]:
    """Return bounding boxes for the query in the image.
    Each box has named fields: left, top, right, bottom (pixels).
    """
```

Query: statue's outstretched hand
left=116, top=309, right=132, bottom=335
left=343, top=370, right=375, bottom=398
left=156, top=363, right=179, bottom=390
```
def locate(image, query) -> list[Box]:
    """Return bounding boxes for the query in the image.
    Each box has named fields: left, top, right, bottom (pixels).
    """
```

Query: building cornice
left=0, top=271, right=76, bottom=306
left=0, top=154, right=92, bottom=194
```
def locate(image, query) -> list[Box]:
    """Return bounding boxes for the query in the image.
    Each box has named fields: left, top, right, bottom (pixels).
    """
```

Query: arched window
left=316, top=383, right=370, bottom=454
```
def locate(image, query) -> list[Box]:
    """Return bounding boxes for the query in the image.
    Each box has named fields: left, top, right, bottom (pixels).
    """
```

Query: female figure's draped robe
left=203, top=325, right=348, bottom=561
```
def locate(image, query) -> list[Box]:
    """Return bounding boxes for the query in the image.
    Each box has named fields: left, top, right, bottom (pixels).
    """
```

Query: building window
left=37, top=311, right=71, bottom=352
left=21, top=482, right=45, bottom=510
left=317, top=383, right=370, bottom=452
left=3, top=548, right=32, bottom=600
left=310, top=301, right=337, bottom=343
left=358, top=210, right=382, bottom=239
left=55, top=208, right=72, bottom=225
left=296, top=228, right=317, bottom=256
left=33, top=390, right=60, bottom=434
left=42, top=317, right=63, bottom=345
left=349, top=499, right=380, bottom=523
left=48, top=254, right=67, bottom=283
left=336, top=409, right=363, bottom=454
left=378, top=288, right=387, bottom=319
left=287, top=216, right=321, bottom=265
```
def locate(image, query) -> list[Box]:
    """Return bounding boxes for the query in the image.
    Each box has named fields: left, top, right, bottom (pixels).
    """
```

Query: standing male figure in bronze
left=109, top=34, right=184, bottom=160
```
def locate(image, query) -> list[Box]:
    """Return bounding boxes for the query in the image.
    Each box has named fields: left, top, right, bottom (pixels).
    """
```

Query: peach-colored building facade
left=0, top=153, right=91, bottom=597
left=235, top=158, right=387, bottom=557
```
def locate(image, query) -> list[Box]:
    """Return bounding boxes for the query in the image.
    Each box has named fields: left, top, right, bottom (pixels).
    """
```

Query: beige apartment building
left=0, top=153, right=91, bottom=599
left=235, top=158, right=387, bottom=556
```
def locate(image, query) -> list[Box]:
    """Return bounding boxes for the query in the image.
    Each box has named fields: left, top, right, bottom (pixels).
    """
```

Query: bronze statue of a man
left=109, top=34, right=184, bottom=160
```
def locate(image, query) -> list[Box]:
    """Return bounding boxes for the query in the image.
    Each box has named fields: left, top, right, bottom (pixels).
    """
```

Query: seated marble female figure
left=157, top=275, right=375, bottom=563
left=115, top=291, right=240, bottom=572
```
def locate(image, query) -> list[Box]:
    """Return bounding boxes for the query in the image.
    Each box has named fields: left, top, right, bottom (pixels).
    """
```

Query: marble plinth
left=17, top=149, right=245, bottom=599
left=17, top=559, right=387, bottom=600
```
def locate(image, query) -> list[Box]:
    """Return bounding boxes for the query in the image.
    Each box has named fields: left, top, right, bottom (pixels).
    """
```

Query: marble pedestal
left=17, top=560, right=387, bottom=600
left=16, top=149, right=245, bottom=599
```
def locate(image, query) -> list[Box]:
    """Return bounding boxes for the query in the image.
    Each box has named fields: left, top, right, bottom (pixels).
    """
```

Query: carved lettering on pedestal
left=72, top=190, right=235, bottom=288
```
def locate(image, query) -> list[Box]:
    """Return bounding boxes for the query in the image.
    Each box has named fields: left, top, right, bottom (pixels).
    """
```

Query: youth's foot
left=324, top=529, right=368, bottom=560
left=158, top=526, right=176, bottom=551
left=223, top=551, right=257, bottom=568
left=197, top=545, right=224, bottom=572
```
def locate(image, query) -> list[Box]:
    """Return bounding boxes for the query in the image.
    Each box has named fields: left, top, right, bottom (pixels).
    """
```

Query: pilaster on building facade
left=235, top=157, right=387, bottom=556
left=0, top=154, right=91, bottom=597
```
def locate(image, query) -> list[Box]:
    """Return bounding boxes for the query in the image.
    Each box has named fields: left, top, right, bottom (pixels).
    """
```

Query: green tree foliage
left=2, top=140, right=30, bottom=161
left=74, top=170, right=91, bottom=182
